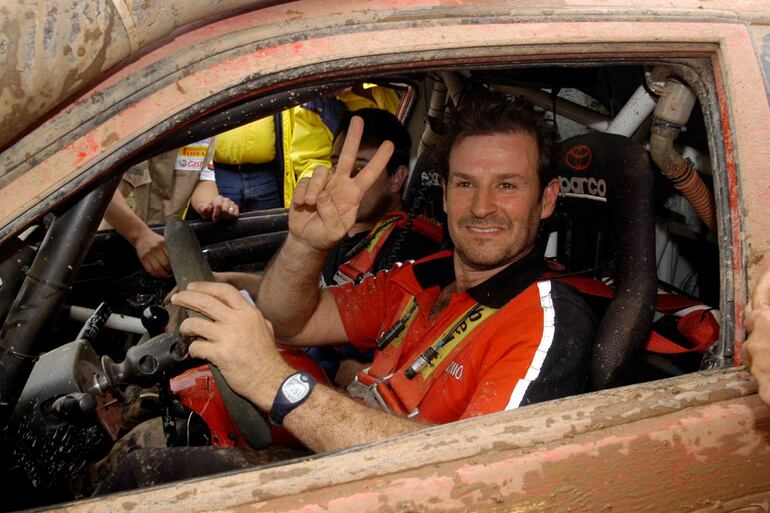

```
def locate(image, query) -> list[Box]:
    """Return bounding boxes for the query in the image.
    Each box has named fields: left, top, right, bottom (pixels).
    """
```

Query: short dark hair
left=334, top=108, right=411, bottom=176
left=437, top=92, right=558, bottom=192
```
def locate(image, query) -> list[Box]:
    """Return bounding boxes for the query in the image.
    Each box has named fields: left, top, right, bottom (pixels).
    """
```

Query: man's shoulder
left=540, top=279, right=599, bottom=331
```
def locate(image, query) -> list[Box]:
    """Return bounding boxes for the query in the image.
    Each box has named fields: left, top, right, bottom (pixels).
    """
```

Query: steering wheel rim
left=164, top=218, right=272, bottom=449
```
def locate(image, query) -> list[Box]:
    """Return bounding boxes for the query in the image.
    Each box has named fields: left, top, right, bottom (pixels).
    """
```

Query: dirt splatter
left=101, top=132, right=119, bottom=147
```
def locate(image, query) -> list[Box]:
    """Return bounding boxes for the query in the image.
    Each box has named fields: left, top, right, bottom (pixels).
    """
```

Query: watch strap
left=270, top=371, right=316, bottom=426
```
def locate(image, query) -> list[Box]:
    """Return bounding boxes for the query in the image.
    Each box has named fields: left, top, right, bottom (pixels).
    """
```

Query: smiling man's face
left=444, top=131, right=558, bottom=271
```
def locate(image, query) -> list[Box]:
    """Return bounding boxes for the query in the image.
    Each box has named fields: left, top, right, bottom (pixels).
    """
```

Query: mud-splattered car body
left=2, top=1, right=770, bottom=511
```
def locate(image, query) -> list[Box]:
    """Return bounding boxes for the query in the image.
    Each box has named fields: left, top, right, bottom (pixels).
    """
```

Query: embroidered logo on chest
left=445, top=361, right=464, bottom=381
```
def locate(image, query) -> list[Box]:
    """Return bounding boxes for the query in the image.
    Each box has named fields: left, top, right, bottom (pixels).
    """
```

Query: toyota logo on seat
left=564, top=144, right=593, bottom=172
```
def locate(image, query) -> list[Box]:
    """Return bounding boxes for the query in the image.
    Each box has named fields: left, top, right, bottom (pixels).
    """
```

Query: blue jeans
left=214, top=163, right=282, bottom=212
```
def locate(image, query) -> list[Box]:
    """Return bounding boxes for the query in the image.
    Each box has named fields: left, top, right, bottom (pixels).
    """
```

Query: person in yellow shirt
left=211, top=112, right=293, bottom=211
left=210, top=85, right=400, bottom=212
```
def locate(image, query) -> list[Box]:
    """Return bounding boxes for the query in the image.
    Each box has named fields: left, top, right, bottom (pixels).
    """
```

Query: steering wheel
left=164, top=219, right=272, bottom=448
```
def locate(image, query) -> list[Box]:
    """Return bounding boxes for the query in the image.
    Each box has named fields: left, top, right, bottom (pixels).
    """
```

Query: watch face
left=282, top=374, right=312, bottom=403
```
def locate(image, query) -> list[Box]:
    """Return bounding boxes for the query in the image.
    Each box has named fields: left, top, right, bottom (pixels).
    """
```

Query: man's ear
left=539, top=178, right=560, bottom=220
left=390, top=165, right=408, bottom=194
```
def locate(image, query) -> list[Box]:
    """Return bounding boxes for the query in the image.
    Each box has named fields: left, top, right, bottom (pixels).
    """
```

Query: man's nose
left=470, top=187, right=496, bottom=218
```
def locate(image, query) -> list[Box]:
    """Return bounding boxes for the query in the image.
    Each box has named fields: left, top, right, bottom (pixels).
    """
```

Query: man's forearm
left=256, top=234, right=329, bottom=337
left=243, top=370, right=421, bottom=453
left=285, top=385, right=421, bottom=452
left=175, top=281, right=415, bottom=453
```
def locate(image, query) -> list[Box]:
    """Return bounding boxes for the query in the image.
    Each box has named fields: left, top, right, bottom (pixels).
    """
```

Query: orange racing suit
left=331, top=250, right=596, bottom=424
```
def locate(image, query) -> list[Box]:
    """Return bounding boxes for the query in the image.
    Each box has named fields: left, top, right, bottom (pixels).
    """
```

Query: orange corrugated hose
left=649, top=76, right=717, bottom=235
left=664, top=157, right=717, bottom=234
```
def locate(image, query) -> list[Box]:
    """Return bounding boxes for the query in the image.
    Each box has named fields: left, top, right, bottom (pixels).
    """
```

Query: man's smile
left=466, top=226, right=505, bottom=234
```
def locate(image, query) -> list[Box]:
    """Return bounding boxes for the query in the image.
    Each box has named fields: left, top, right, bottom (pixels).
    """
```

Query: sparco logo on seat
left=559, top=176, right=608, bottom=202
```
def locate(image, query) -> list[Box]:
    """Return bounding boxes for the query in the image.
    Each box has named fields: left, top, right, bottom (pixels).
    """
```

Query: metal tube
left=203, top=232, right=288, bottom=268
left=606, top=85, right=658, bottom=137
left=68, top=306, right=146, bottom=335
left=498, top=86, right=611, bottom=131
left=438, top=72, right=465, bottom=107
left=0, top=175, right=120, bottom=424
left=418, top=78, right=448, bottom=154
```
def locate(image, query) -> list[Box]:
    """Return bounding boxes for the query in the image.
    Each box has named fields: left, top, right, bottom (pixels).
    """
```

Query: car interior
left=0, top=60, right=727, bottom=509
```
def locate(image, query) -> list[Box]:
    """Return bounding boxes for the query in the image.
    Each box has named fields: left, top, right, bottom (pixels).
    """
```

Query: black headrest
left=553, top=133, right=657, bottom=389
left=403, top=146, right=446, bottom=226
left=554, top=133, right=653, bottom=273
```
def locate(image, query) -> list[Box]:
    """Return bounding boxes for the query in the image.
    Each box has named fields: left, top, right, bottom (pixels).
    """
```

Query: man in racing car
left=172, top=92, right=596, bottom=453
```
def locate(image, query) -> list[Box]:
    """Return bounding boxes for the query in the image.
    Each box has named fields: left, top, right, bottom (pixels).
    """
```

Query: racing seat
left=550, top=133, right=657, bottom=390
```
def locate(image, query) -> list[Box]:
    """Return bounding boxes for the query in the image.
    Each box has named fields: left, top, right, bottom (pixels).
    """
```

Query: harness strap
left=386, top=303, right=498, bottom=413
left=369, top=295, right=418, bottom=376
left=336, top=212, right=443, bottom=281
left=550, top=274, right=717, bottom=354
left=357, top=297, right=499, bottom=416
left=337, top=216, right=401, bottom=279
left=644, top=308, right=719, bottom=354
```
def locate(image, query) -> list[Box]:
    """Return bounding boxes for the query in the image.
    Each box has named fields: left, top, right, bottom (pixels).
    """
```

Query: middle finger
left=353, top=140, right=394, bottom=191
left=180, top=316, right=221, bottom=343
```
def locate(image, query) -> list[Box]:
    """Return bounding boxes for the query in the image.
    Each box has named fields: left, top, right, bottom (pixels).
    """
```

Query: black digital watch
left=269, top=371, right=316, bottom=426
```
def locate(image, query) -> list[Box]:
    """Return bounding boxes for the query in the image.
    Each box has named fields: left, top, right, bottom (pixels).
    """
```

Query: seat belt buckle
left=347, top=371, right=411, bottom=416
left=347, top=372, right=391, bottom=413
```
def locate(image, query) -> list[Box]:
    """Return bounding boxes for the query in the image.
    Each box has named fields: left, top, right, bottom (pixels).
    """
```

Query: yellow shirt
left=213, top=116, right=276, bottom=165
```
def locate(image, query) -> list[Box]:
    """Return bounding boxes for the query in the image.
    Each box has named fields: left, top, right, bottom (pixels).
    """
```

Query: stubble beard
left=451, top=214, right=537, bottom=271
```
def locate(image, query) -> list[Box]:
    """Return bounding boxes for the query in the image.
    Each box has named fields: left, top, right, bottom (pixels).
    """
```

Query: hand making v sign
left=289, top=115, right=395, bottom=251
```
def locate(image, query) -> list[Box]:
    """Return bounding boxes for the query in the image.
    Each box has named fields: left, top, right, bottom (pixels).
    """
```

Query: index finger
left=335, top=116, right=364, bottom=178
left=187, top=280, right=255, bottom=310
left=752, top=268, right=770, bottom=310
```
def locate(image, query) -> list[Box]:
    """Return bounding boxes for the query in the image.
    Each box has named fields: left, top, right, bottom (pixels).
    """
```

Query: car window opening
left=0, top=61, right=724, bottom=508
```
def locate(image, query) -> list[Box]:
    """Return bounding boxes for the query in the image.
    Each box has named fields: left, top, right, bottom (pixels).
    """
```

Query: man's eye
left=454, top=181, right=471, bottom=188
left=499, top=182, right=516, bottom=190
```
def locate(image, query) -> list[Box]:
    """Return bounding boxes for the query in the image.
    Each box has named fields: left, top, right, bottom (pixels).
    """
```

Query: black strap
left=273, top=112, right=285, bottom=203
